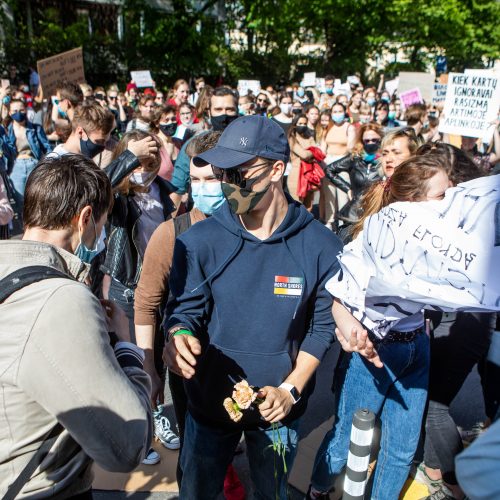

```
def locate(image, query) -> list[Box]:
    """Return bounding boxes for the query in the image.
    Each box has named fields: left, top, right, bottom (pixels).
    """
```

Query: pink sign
left=399, top=87, right=424, bottom=108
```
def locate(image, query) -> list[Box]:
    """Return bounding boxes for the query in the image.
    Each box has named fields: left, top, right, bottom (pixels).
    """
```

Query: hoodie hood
left=212, top=194, right=315, bottom=242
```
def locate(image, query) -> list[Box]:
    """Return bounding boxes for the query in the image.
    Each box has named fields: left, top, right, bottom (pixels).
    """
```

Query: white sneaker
left=154, top=409, right=181, bottom=450
left=142, top=448, right=161, bottom=465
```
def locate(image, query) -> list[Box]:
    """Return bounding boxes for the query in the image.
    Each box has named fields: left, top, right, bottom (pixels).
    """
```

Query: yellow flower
left=232, top=380, right=257, bottom=410
left=223, top=397, right=243, bottom=422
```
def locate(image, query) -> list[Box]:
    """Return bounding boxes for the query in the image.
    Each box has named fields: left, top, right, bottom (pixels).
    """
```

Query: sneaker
left=154, top=408, right=181, bottom=450
left=420, top=483, right=455, bottom=500
left=305, top=485, right=331, bottom=500
left=142, top=448, right=161, bottom=465
left=413, top=462, right=443, bottom=494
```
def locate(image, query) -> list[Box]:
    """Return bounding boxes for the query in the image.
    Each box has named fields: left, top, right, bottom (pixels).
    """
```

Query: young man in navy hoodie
left=163, top=115, right=343, bottom=499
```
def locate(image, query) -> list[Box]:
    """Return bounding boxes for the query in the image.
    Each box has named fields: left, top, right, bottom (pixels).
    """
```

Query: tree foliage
left=1, top=0, right=498, bottom=87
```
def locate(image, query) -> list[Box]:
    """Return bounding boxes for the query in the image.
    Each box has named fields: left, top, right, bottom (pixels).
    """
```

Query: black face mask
left=211, top=114, right=238, bottom=132
left=363, top=142, right=380, bottom=155
left=80, top=132, right=106, bottom=159
left=159, top=123, right=177, bottom=137
left=296, top=126, right=313, bottom=138
left=292, top=108, right=302, bottom=116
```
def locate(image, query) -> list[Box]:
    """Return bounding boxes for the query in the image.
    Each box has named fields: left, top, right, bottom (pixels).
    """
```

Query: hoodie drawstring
left=190, top=232, right=244, bottom=293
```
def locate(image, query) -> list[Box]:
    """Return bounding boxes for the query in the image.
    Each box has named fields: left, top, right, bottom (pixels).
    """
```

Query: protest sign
left=328, top=175, right=500, bottom=337
left=385, top=78, right=399, bottom=96
left=316, top=78, right=326, bottom=92
left=130, top=70, right=154, bottom=88
left=399, top=88, right=423, bottom=108
left=238, top=80, right=261, bottom=96
left=432, top=83, right=447, bottom=105
left=302, top=72, right=317, bottom=87
left=438, top=71, right=500, bottom=139
left=37, top=47, right=85, bottom=98
left=398, top=72, right=435, bottom=102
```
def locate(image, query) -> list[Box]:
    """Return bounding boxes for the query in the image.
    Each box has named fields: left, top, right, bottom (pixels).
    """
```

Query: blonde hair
left=72, top=103, right=115, bottom=134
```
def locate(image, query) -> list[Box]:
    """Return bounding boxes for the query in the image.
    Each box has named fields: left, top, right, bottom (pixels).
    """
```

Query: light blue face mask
left=332, top=113, right=345, bottom=124
left=75, top=216, right=105, bottom=264
left=57, top=104, right=68, bottom=119
left=191, top=181, right=225, bottom=215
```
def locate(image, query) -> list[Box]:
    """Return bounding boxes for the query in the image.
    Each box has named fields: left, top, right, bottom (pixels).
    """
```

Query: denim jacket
left=101, top=150, right=175, bottom=288
left=7, top=121, right=52, bottom=160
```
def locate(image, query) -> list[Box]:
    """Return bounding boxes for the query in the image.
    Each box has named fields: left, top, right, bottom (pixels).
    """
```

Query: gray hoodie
left=0, top=240, right=152, bottom=499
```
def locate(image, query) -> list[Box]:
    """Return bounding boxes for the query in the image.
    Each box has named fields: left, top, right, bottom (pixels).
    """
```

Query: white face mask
left=280, top=103, right=292, bottom=115
left=130, top=171, right=156, bottom=187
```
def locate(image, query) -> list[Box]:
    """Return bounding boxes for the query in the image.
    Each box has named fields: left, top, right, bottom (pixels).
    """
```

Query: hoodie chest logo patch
left=274, top=276, right=304, bottom=297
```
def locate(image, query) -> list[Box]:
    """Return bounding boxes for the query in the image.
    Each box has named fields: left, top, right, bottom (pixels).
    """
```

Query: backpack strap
left=173, top=212, right=192, bottom=238
left=0, top=265, right=72, bottom=304
left=1, top=264, right=70, bottom=499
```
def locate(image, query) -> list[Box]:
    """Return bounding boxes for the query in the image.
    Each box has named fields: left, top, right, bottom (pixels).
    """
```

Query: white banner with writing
left=439, top=71, right=499, bottom=139
left=327, top=175, right=500, bottom=337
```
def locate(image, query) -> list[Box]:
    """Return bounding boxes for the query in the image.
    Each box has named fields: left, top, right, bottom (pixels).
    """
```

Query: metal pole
left=343, top=408, right=376, bottom=500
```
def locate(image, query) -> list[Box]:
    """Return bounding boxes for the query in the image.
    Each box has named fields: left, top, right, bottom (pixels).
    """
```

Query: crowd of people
left=0, top=70, right=499, bottom=500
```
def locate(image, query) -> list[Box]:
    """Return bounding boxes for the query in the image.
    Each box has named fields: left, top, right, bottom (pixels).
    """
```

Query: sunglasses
left=363, top=138, right=381, bottom=144
left=212, top=162, right=270, bottom=188
left=108, top=95, right=117, bottom=100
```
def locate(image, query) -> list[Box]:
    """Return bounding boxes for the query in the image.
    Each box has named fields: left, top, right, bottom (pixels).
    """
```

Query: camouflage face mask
left=221, top=167, right=272, bottom=215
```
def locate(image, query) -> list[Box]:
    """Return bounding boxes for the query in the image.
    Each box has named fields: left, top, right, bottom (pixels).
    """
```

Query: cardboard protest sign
left=238, top=80, right=261, bottom=96
left=432, top=84, right=447, bottom=105
left=398, top=72, right=435, bottom=102
left=130, top=70, right=154, bottom=88
left=399, top=88, right=423, bottom=108
left=37, top=47, right=85, bottom=98
left=302, top=72, right=317, bottom=87
left=438, top=71, right=500, bottom=139
left=327, top=175, right=500, bottom=337
left=385, top=78, right=399, bottom=96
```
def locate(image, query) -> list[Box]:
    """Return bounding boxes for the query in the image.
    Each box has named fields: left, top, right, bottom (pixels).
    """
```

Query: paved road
left=94, top=342, right=486, bottom=498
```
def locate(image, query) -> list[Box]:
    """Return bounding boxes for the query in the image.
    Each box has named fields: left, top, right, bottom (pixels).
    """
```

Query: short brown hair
left=405, top=103, right=427, bottom=125
left=72, top=103, right=115, bottom=134
left=186, top=131, right=222, bottom=158
left=56, top=81, right=84, bottom=107
left=24, top=155, right=112, bottom=230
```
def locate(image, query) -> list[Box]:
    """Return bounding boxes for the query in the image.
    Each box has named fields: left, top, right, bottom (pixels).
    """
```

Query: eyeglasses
left=180, top=111, right=192, bottom=116
left=212, top=162, right=270, bottom=187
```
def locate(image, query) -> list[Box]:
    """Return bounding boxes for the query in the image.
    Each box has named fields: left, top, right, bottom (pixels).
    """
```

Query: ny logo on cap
left=240, top=137, right=248, bottom=147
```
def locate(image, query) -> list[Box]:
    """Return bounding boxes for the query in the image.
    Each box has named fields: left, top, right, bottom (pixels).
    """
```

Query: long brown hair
left=112, top=130, right=161, bottom=195
left=351, top=122, right=384, bottom=155
left=351, top=155, right=449, bottom=239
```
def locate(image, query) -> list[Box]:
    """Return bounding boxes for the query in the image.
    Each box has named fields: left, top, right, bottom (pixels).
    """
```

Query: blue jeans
left=180, top=412, right=300, bottom=499
left=311, top=332, right=430, bottom=500
left=10, top=157, right=38, bottom=197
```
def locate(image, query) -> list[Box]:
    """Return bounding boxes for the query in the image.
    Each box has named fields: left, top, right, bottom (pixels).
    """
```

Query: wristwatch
left=279, top=383, right=301, bottom=404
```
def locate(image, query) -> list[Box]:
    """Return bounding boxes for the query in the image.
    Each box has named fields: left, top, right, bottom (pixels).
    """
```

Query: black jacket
left=325, top=154, right=382, bottom=223
left=101, top=150, right=175, bottom=288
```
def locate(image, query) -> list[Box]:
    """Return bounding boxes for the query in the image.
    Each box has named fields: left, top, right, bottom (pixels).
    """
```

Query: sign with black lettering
left=439, top=71, right=500, bottom=139
left=37, top=48, right=85, bottom=98
left=326, top=175, right=500, bottom=338
left=432, top=83, right=447, bottom=105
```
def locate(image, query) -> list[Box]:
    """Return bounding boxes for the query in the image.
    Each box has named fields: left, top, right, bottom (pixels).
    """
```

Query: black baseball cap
left=195, top=115, right=290, bottom=169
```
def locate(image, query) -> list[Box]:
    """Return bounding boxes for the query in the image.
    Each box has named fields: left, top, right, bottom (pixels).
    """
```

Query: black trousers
left=423, top=311, right=493, bottom=484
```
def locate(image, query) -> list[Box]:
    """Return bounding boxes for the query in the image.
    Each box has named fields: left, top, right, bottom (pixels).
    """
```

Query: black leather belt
left=370, top=326, right=424, bottom=344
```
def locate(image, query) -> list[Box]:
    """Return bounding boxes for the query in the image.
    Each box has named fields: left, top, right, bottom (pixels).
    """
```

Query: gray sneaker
left=413, top=462, right=443, bottom=494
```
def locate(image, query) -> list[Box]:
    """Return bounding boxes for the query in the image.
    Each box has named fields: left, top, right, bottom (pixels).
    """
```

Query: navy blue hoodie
left=166, top=196, right=343, bottom=429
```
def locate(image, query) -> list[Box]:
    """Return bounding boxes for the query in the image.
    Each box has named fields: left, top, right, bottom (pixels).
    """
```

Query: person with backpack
left=0, top=154, right=152, bottom=499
